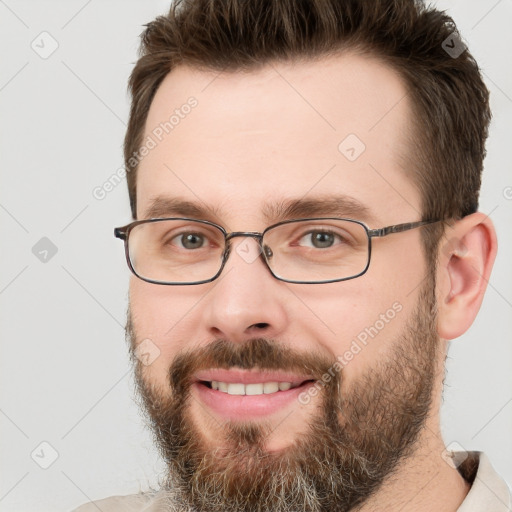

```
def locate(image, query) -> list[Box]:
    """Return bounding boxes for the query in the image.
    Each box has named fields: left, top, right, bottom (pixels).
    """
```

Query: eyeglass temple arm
left=368, top=219, right=441, bottom=238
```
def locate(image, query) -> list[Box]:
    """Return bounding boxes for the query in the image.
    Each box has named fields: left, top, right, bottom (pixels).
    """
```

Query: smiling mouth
left=200, top=380, right=312, bottom=396
left=192, top=371, right=317, bottom=419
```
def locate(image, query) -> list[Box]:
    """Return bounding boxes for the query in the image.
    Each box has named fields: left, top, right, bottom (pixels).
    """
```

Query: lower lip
left=193, top=381, right=315, bottom=420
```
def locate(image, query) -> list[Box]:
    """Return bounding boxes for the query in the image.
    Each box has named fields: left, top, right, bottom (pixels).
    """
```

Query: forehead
left=137, top=53, right=420, bottom=227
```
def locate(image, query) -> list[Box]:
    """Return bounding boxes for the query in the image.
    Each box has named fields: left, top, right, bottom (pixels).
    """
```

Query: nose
left=201, top=236, right=289, bottom=343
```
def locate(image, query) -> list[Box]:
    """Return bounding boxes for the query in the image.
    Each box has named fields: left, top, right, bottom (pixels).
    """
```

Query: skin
left=129, top=53, right=497, bottom=511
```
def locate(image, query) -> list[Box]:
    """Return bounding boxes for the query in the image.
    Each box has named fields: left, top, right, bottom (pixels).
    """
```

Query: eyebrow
left=262, top=197, right=376, bottom=224
left=142, top=195, right=376, bottom=225
left=142, top=197, right=223, bottom=221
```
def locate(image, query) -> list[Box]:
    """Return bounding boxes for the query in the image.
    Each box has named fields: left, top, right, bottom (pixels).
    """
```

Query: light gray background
left=0, top=1, right=511, bottom=511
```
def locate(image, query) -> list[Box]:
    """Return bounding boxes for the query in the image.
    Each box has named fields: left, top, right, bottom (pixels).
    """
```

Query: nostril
left=252, top=322, right=269, bottom=329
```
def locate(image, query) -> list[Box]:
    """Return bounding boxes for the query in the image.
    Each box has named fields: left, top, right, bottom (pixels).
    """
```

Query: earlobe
left=436, top=213, right=497, bottom=340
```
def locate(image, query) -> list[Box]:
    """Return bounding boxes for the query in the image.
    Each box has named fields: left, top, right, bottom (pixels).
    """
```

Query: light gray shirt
left=73, top=452, right=511, bottom=511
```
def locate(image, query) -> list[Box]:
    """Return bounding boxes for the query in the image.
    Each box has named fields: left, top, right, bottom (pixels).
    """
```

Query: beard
left=127, top=278, right=439, bottom=512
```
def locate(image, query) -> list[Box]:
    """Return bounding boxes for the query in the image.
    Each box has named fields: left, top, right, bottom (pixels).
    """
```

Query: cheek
left=128, top=278, right=203, bottom=382
left=289, top=278, right=410, bottom=380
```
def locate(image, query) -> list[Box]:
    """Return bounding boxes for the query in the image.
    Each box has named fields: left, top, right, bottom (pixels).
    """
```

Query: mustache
left=168, top=338, right=337, bottom=397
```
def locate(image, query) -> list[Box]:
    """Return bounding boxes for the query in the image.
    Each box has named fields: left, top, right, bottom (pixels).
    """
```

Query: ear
left=436, top=213, right=498, bottom=340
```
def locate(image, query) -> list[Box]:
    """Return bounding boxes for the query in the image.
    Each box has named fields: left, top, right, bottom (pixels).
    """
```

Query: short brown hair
left=124, top=0, right=491, bottom=265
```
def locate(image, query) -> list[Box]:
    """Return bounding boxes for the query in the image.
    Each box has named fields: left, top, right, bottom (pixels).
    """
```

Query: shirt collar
left=457, top=451, right=511, bottom=512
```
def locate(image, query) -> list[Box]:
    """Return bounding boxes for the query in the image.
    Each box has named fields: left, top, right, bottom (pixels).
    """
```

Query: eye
left=298, top=230, right=344, bottom=249
left=172, top=232, right=208, bottom=249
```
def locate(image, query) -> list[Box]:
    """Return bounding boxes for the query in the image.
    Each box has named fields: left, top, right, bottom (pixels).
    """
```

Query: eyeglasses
left=114, top=217, right=441, bottom=285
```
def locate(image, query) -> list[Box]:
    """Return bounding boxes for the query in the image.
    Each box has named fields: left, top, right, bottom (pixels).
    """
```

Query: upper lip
left=194, top=369, right=314, bottom=386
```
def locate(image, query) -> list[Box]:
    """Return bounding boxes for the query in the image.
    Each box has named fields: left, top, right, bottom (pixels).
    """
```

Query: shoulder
left=72, top=491, right=166, bottom=512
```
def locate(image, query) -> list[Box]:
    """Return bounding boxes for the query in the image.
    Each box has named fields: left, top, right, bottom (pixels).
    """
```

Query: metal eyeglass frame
left=114, top=217, right=443, bottom=285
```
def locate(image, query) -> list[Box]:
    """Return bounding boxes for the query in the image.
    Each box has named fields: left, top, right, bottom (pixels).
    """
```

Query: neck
left=354, top=423, right=470, bottom=512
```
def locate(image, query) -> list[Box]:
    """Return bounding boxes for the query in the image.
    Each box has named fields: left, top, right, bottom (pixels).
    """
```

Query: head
left=120, top=1, right=497, bottom=510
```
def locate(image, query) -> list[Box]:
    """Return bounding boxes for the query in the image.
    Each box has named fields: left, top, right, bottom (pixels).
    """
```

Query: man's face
left=128, top=54, right=441, bottom=510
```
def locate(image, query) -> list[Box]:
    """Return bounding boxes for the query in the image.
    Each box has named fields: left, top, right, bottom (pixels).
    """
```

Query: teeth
left=209, top=381, right=293, bottom=396
left=245, top=383, right=264, bottom=395
left=263, top=382, right=279, bottom=394
left=227, top=383, right=245, bottom=395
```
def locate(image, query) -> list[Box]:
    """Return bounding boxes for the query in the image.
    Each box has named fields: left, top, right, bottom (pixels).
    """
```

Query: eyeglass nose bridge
left=225, top=231, right=264, bottom=243
left=224, top=231, right=264, bottom=255
left=222, top=230, right=274, bottom=268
